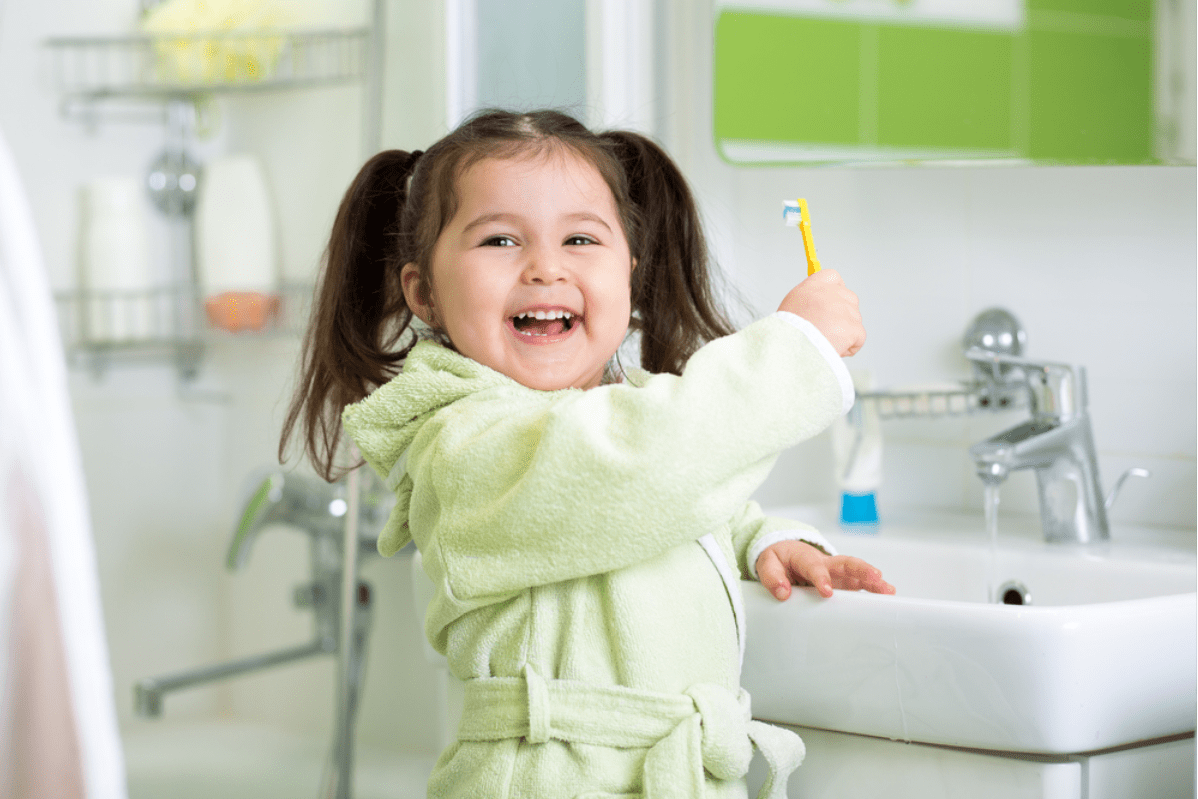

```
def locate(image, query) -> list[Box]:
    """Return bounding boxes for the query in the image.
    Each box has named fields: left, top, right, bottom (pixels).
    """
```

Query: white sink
left=743, top=505, right=1197, bottom=755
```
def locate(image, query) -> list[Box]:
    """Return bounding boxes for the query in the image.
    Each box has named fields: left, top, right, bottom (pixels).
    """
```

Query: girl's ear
left=401, top=263, right=437, bottom=327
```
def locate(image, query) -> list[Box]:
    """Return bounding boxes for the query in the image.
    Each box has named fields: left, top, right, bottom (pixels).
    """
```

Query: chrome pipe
left=331, top=465, right=363, bottom=799
left=134, top=638, right=332, bottom=717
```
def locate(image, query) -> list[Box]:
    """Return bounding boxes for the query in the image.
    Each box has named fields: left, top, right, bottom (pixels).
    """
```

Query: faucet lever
left=965, top=347, right=1086, bottom=422
left=964, top=347, right=1072, bottom=371
left=1104, top=467, right=1151, bottom=512
left=226, top=471, right=286, bottom=570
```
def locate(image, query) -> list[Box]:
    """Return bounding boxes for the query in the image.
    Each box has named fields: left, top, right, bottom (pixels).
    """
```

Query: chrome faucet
left=134, top=470, right=361, bottom=716
left=966, top=349, right=1113, bottom=543
left=962, top=307, right=1150, bottom=545
left=134, top=467, right=394, bottom=799
left=851, top=308, right=1147, bottom=545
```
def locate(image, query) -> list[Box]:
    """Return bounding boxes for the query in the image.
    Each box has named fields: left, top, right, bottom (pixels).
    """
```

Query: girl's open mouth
left=510, top=309, right=577, bottom=339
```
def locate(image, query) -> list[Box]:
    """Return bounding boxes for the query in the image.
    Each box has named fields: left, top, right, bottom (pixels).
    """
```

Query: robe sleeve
left=407, top=315, right=851, bottom=601
left=728, top=501, right=839, bottom=582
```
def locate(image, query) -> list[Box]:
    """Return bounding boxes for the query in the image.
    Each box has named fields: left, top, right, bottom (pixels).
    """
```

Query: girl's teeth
left=516, top=310, right=573, bottom=320
left=513, top=309, right=576, bottom=336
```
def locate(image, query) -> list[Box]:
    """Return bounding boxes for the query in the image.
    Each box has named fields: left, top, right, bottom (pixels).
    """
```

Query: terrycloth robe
left=342, top=313, right=855, bottom=799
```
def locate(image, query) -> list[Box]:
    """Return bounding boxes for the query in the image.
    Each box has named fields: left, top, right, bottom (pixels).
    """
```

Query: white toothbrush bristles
left=782, top=200, right=802, bottom=227
left=783, top=198, right=822, bottom=275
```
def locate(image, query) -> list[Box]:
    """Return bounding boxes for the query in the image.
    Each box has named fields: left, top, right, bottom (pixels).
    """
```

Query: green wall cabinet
left=714, top=2, right=1155, bottom=164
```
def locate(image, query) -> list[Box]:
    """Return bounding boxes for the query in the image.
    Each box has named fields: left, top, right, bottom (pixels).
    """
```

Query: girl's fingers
left=843, top=322, right=867, bottom=357
left=756, top=550, right=792, bottom=601
left=807, top=268, right=844, bottom=288
left=794, top=555, right=833, bottom=598
left=828, top=557, right=896, bottom=595
left=759, top=543, right=895, bottom=601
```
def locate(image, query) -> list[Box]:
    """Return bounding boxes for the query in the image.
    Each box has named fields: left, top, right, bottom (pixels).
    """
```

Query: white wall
left=740, top=165, right=1197, bottom=529
left=1, top=0, right=1193, bottom=785
left=661, top=1, right=1197, bottom=533
left=0, top=0, right=449, bottom=762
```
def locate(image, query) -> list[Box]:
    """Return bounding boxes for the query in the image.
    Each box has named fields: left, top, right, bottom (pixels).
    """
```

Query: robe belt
left=456, top=664, right=805, bottom=799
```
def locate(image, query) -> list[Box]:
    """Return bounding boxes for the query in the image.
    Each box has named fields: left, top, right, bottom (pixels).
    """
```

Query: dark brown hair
left=281, top=109, right=737, bottom=480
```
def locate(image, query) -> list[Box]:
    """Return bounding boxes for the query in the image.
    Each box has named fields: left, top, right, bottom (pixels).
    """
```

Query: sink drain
left=996, top=580, right=1032, bottom=606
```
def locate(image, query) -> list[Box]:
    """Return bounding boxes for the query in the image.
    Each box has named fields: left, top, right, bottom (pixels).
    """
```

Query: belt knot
left=523, top=663, right=551, bottom=744
left=683, top=683, right=752, bottom=781
left=456, top=669, right=805, bottom=798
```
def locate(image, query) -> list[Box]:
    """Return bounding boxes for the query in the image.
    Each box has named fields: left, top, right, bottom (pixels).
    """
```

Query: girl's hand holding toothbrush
left=777, top=269, right=865, bottom=357
left=756, top=540, right=895, bottom=601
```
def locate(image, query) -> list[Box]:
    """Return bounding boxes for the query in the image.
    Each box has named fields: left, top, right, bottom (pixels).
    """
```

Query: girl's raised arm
left=351, top=313, right=852, bottom=601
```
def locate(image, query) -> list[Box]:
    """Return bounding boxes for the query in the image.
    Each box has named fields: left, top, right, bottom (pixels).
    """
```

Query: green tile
left=1028, top=30, right=1152, bottom=162
left=876, top=26, right=1014, bottom=151
left=714, top=12, right=860, bottom=144
left=713, top=8, right=1155, bottom=165
left=1026, top=0, right=1151, bottom=23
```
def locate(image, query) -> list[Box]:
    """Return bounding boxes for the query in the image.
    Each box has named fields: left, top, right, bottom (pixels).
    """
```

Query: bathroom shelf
left=53, top=281, right=314, bottom=378
left=44, top=28, right=369, bottom=101
left=855, top=386, right=1024, bottom=420
left=44, top=2, right=383, bottom=385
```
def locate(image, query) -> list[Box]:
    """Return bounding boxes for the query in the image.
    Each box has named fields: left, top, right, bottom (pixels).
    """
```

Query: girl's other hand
left=756, top=540, right=895, bottom=601
left=777, top=269, right=865, bottom=357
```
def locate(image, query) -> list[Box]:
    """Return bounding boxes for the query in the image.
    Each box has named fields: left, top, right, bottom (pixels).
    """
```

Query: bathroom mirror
left=713, top=0, right=1196, bottom=166
left=448, top=0, right=588, bottom=125
left=444, top=0, right=654, bottom=133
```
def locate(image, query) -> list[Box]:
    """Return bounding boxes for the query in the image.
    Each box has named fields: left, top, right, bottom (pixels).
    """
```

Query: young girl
left=282, top=109, right=894, bottom=799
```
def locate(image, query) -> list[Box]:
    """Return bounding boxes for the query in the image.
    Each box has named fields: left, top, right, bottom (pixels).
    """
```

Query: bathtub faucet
left=134, top=469, right=389, bottom=717
left=966, top=349, right=1145, bottom=544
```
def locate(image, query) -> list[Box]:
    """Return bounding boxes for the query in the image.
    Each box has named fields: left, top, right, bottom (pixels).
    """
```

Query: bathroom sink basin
left=743, top=505, right=1197, bottom=755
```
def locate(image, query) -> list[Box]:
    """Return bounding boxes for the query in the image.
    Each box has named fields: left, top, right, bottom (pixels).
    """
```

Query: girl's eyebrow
left=563, top=212, right=613, bottom=233
left=461, top=211, right=613, bottom=235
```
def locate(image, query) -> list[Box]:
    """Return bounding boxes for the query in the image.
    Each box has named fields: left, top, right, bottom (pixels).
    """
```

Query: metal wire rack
left=44, top=28, right=369, bottom=98
left=855, top=386, right=1024, bottom=420
left=42, top=22, right=376, bottom=381
left=53, top=281, right=314, bottom=377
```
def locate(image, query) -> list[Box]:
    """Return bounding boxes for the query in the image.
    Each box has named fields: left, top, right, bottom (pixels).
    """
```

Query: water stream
left=984, top=483, right=1001, bottom=603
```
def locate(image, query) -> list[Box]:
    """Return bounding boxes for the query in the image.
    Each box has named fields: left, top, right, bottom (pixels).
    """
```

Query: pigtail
left=279, top=149, right=422, bottom=481
left=602, top=132, right=737, bottom=375
left=282, top=110, right=739, bottom=478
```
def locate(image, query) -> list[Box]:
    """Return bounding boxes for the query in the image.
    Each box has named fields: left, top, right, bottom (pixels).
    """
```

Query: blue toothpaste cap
left=840, top=492, right=878, bottom=526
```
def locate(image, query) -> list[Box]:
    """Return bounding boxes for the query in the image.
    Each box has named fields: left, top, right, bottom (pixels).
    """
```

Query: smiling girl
left=282, top=110, right=893, bottom=799
left=400, top=152, right=633, bottom=392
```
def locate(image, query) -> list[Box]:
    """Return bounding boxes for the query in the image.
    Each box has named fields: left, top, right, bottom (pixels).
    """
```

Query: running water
left=983, top=483, right=1001, bottom=603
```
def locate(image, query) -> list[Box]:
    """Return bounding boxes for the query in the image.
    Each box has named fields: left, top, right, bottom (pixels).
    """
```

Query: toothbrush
left=782, top=199, right=822, bottom=275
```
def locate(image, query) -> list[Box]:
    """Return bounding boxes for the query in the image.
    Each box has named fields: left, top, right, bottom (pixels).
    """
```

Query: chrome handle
left=226, top=471, right=286, bottom=570
left=964, top=347, right=1074, bottom=371
left=965, top=347, right=1087, bottom=420
left=1104, top=467, right=1151, bottom=512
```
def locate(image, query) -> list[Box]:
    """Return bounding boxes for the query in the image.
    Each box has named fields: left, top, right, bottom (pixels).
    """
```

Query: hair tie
left=408, top=149, right=424, bottom=169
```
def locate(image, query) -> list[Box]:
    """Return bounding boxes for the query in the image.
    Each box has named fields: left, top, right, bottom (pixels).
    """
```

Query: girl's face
left=402, top=150, right=634, bottom=391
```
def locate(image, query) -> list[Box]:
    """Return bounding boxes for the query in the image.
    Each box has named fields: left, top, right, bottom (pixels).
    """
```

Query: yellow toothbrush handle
left=798, top=199, right=821, bottom=275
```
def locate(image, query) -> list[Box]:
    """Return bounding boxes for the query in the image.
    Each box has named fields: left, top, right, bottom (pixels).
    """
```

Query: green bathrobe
left=342, top=313, right=853, bottom=799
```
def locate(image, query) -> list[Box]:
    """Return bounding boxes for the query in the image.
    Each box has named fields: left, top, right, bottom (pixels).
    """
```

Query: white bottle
left=832, top=370, right=882, bottom=527
left=79, top=177, right=154, bottom=341
left=195, top=154, right=279, bottom=332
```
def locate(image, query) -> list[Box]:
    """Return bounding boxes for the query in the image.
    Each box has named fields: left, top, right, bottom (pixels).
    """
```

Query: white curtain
left=0, top=126, right=127, bottom=797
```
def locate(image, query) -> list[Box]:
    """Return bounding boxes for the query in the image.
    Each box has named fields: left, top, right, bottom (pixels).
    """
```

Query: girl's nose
left=522, top=247, right=567, bottom=284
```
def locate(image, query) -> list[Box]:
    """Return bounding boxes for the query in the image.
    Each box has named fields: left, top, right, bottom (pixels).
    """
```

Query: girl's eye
left=565, top=235, right=597, bottom=246
left=482, top=235, right=518, bottom=247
